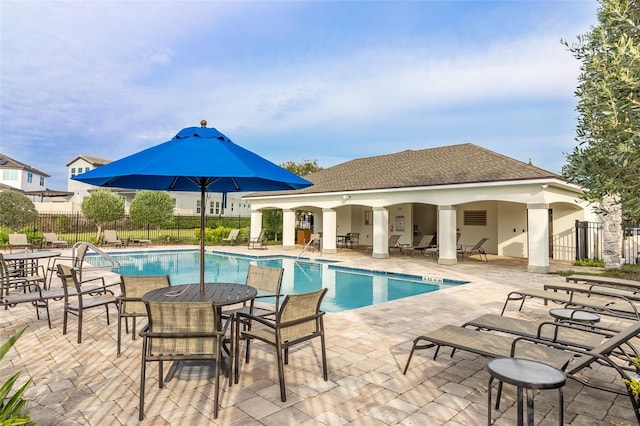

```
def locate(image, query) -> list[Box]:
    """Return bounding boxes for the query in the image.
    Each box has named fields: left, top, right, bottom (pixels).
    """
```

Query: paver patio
left=1, top=245, right=637, bottom=425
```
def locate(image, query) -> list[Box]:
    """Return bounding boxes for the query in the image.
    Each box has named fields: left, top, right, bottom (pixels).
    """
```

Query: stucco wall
left=457, top=201, right=499, bottom=255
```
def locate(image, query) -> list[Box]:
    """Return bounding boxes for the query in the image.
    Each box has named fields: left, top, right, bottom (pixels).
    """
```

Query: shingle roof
left=0, top=153, right=49, bottom=177
left=66, top=155, right=112, bottom=167
left=249, top=143, right=561, bottom=197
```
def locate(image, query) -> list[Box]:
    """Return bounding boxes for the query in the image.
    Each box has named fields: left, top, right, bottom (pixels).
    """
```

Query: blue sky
left=1, top=1, right=599, bottom=190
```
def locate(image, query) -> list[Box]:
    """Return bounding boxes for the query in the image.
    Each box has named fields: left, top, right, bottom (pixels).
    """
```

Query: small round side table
left=549, top=308, right=600, bottom=325
left=487, top=358, right=566, bottom=426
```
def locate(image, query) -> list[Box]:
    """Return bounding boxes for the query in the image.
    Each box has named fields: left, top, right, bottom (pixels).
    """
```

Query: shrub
left=0, top=326, right=32, bottom=424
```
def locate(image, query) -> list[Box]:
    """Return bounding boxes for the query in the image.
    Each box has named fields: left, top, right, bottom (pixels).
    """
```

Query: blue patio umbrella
left=73, top=122, right=312, bottom=292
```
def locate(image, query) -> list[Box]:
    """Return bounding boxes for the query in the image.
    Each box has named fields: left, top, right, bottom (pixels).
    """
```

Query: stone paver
left=1, top=244, right=636, bottom=424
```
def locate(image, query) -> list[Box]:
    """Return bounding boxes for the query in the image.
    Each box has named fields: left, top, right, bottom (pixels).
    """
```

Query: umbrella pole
left=200, top=186, right=206, bottom=293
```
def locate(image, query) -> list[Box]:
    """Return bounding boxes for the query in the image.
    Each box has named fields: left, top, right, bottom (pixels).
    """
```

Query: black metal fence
left=574, top=220, right=640, bottom=265
left=2, top=212, right=251, bottom=246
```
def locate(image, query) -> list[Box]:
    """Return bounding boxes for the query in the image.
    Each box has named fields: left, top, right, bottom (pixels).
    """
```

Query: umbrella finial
left=200, top=120, right=207, bottom=128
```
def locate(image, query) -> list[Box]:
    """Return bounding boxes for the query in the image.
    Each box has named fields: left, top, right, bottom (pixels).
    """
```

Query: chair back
left=471, top=237, right=489, bottom=250
left=9, top=234, right=28, bottom=245
left=43, top=233, right=57, bottom=244
left=256, top=229, right=266, bottom=241
left=120, top=275, right=170, bottom=315
left=145, top=301, right=220, bottom=355
left=0, top=253, right=13, bottom=288
left=246, top=264, right=283, bottom=308
left=57, top=264, right=82, bottom=297
left=227, top=229, right=240, bottom=240
left=104, top=230, right=119, bottom=243
left=416, top=234, right=434, bottom=247
left=278, top=288, right=327, bottom=342
left=388, top=235, right=401, bottom=247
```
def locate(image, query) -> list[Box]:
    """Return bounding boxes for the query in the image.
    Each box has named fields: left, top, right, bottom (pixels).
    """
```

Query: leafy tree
left=562, top=0, right=640, bottom=221
left=279, top=159, right=322, bottom=176
left=81, top=190, right=125, bottom=241
left=262, top=160, right=322, bottom=241
left=0, top=191, right=38, bottom=231
left=129, top=190, right=174, bottom=234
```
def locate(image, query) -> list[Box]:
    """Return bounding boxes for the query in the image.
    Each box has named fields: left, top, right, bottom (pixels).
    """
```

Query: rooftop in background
left=0, top=153, right=49, bottom=177
left=65, top=154, right=112, bottom=168
left=248, top=143, right=561, bottom=197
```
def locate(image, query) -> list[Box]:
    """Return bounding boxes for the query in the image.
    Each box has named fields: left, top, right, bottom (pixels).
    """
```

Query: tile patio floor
left=1, top=245, right=637, bottom=425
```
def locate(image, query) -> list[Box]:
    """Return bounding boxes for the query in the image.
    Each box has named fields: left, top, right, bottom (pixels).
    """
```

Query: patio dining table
left=3, top=250, right=61, bottom=283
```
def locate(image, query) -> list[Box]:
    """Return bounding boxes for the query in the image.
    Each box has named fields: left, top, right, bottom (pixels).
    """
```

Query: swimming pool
left=86, top=249, right=468, bottom=312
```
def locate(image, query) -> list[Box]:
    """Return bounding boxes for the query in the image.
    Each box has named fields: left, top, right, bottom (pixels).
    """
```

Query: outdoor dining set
left=0, top=243, right=329, bottom=420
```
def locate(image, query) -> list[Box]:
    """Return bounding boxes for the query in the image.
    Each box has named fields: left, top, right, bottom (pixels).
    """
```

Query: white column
left=438, top=205, right=458, bottom=265
left=527, top=203, right=550, bottom=273
left=250, top=210, right=262, bottom=241
left=282, top=209, right=296, bottom=250
left=322, top=209, right=337, bottom=253
left=372, top=207, right=389, bottom=259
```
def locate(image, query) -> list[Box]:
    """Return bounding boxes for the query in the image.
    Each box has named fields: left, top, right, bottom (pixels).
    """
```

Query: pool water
left=86, top=250, right=468, bottom=312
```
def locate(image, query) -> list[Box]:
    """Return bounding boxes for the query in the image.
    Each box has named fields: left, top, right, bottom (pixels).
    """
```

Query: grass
left=556, top=263, right=640, bottom=281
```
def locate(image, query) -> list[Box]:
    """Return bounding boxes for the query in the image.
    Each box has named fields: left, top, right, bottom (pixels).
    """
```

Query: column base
left=323, top=248, right=337, bottom=254
left=438, top=257, right=458, bottom=265
left=528, top=264, right=550, bottom=273
left=372, top=253, right=389, bottom=259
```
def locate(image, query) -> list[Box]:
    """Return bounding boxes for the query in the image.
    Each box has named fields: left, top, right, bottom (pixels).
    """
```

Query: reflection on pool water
left=86, top=250, right=468, bottom=313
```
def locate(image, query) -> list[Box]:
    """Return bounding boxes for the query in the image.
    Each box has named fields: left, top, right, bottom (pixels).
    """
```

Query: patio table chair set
left=135, top=263, right=329, bottom=420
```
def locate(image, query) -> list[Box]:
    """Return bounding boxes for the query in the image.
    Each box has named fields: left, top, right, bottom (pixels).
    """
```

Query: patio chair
left=117, top=274, right=171, bottom=356
left=7, top=233, right=33, bottom=253
left=57, top=264, right=117, bottom=344
left=501, top=286, right=640, bottom=320
left=224, top=264, right=284, bottom=364
left=248, top=229, right=267, bottom=250
left=222, top=229, right=240, bottom=245
left=457, top=237, right=489, bottom=261
left=103, top=230, right=123, bottom=247
left=0, top=253, right=55, bottom=328
left=235, top=288, right=328, bottom=401
left=345, top=232, right=359, bottom=249
left=42, top=232, right=68, bottom=248
left=139, top=300, right=232, bottom=420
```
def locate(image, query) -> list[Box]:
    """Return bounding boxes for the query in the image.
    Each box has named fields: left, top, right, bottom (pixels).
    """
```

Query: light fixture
left=541, top=184, right=549, bottom=189
left=342, top=194, right=351, bottom=200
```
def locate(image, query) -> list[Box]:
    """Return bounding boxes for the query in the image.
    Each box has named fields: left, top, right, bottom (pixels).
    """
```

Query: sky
left=0, top=0, right=600, bottom=190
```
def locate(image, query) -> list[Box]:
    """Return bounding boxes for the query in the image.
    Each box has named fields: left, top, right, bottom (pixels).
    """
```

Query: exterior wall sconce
left=541, top=184, right=549, bottom=189
left=342, top=194, right=351, bottom=200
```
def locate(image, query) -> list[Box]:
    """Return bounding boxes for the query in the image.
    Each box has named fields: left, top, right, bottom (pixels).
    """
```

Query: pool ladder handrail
left=72, top=241, right=121, bottom=279
left=296, top=236, right=320, bottom=260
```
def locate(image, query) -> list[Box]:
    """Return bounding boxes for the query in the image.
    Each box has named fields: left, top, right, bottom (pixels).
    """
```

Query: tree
left=262, top=160, right=323, bottom=241
left=562, top=0, right=640, bottom=222
left=0, top=191, right=38, bottom=231
left=279, top=159, right=322, bottom=176
left=129, top=190, right=174, bottom=234
left=81, top=190, right=125, bottom=241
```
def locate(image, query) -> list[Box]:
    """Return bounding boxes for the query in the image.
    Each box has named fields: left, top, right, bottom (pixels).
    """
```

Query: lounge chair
left=457, top=237, right=489, bottom=261
left=566, top=274, right=640, bottom=290
left=7, top=233, right=33, bottom=253
left=43, top=232, right=68, bottom=248
left=403, top=321, right=640, bottom=422
left=345, top=232, right=359, bottom=249
left=117, top=275, right=171, bottom=356
left=501, top=286, right=640, bottom=320
left=400, top=234, right=434, bottom=256
left=248, top=229, right=267, bottom=250
left=388, top=234, right=402, bottom=252
left=463, top=313, right=610, bottom=350
left=103, top=230, right=123, bottom=247
left=544, top=281, right=640, bottom=303
left=222, top=229, right=240, bottom=245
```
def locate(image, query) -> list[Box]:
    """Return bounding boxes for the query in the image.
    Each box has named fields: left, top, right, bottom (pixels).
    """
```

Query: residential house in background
left=0, top=153, right=49, bottom=192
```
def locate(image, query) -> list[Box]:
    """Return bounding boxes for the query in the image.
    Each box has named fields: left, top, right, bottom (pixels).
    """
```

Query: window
left=39, top=176, right=45, bottom=186
left=209, top=201, right=220, bottom=215
left=71, top=168, right=76, bottom=177
left=85, top=167, right=90, bottom=173
left=463, top=210, right=487, bottom=226
left=2, top=170, right=18, bottom=181
left=196, top=200, right=201, bottom=214
left=27, top=172, right=33, bottom=183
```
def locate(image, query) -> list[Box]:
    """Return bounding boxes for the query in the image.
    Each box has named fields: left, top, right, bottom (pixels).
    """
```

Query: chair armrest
left=236, top=311, right=277, bottom=329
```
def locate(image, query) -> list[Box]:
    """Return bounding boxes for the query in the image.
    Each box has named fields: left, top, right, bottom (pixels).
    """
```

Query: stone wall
left=601, top=195, right=623, bottom=269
